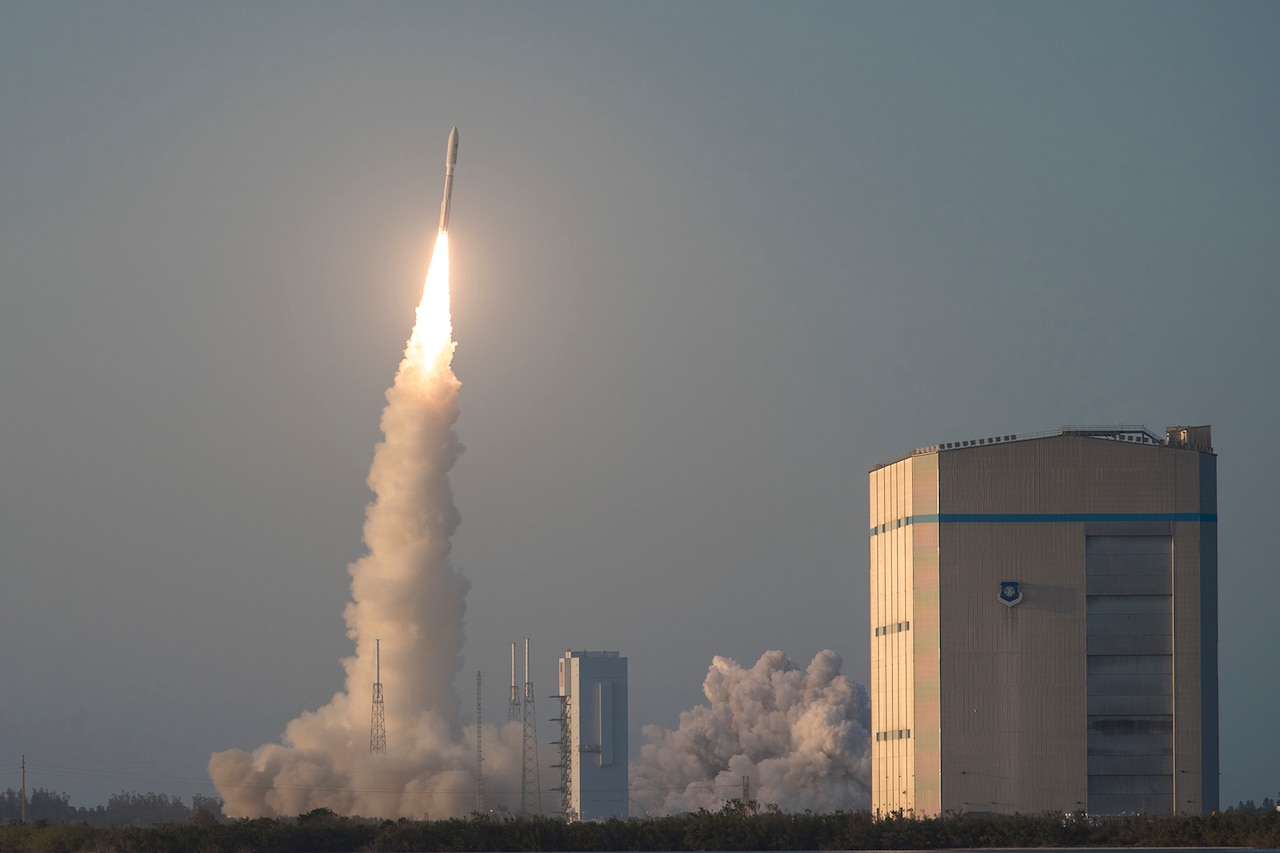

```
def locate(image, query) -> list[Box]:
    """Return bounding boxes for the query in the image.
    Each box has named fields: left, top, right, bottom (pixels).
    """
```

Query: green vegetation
left=0, top=788, right=224, bottom=827
left=2, top=799, right=1280, bottom=853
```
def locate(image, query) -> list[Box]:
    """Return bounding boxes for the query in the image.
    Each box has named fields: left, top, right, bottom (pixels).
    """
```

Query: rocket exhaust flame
left=208, top=129, right=525, bottom=819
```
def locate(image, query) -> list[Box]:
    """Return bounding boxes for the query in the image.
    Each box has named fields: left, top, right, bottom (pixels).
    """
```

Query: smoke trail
left=210, top=233, right=520, bottom=818
left=630, top=650, right=872, bottom=815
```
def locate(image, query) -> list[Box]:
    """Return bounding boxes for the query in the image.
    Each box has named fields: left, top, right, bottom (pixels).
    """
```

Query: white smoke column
left=631, top=650, right=872, bottom=815
left=210, top=233, right=520, bottom=818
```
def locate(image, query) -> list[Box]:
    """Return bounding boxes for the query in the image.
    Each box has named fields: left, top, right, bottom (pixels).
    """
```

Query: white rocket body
left=439, top=126, right=459, bottom=232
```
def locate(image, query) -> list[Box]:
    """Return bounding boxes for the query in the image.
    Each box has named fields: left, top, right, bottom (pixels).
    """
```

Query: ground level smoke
left=631, top=650, right=871, bottom=815
left=209, top=234, right=523, bottom=819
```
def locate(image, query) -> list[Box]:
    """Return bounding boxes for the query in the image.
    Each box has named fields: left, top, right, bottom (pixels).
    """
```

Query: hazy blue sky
left=2, top=1, right=1277, bottom=808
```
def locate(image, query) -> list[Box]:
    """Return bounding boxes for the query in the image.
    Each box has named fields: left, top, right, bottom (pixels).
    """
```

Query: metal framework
left=520, top=638, right=541, bottom=815
left=370, top=639, right=387, bottom=754
left=550, top=694, right=574, bottom=821
left=509, top=642, right=522, bottom=723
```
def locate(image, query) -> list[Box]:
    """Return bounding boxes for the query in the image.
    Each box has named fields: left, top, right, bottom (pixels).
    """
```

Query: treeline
left=1232, top=794, right=1279, bottom=814
left=0, top=788, right=223, bottom=827
left=2, top=801, right=1280, bottom=853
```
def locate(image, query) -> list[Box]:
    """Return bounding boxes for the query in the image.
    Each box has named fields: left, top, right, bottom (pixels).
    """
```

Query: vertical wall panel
left=870, top=457, right=919, bottom=815
left=911, top=454, right=940, bottom=816
left=600, top=682, right=613, bottom=766
left=1086, top=535, right=1173, bottom=815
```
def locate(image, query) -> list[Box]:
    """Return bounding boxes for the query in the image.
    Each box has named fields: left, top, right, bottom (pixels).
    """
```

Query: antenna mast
left=370, top=639, right=387, bottom=754
left=475, top=670, right=485, bottom=812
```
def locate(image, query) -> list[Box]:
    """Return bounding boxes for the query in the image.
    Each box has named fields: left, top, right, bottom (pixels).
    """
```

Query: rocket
left=438, top=126, right=459, bottom=233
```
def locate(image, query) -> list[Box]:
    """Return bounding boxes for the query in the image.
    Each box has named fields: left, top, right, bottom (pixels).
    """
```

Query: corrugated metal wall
left=912, top=454, right=941, bottom=816
left=869, top=459, right=915, bottom=814
left=869, top=434, right=1215, bottom=816
left=937, top=520, right=1088, bottom=815
left=1085, top=534, right=1173, bottom=815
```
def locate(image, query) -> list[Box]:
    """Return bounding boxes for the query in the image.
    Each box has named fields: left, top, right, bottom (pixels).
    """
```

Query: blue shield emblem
left=998, top=581, right=1023, bottom=607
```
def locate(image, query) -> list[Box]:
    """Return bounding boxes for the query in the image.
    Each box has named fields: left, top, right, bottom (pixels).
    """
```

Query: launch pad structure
left=551, top=692, right=572, bottom=820
left=555, top=650, right=629, bottom=821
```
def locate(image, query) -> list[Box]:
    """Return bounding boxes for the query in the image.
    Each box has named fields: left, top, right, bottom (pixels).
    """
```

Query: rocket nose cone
left=447, top=127, right=459, bottom=166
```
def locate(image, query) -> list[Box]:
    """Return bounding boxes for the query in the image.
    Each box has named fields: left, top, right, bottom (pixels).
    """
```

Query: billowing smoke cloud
left=210, top=234, right=522, bottom=818
left=206, top=231, right=872, bottom=819
left=631, top=650, right=872, bottom=815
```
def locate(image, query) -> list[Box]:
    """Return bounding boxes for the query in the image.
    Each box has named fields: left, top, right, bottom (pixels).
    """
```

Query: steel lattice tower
left=519, top=638, right=542, bottom=815
left=475, top=671, right=485, bottom=813
left=370, top=639, right=387, bottom=754
left=508, top=642, right=521, bottom=723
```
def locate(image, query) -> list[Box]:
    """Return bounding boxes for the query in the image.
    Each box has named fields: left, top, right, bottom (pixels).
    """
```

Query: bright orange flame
left=404, top=230, right=452, bottom=369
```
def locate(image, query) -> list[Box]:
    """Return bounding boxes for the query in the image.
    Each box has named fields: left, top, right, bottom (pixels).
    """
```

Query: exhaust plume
left=210, top=232, right=521, bottom=818
left=630, top=650, right=872, bottom=815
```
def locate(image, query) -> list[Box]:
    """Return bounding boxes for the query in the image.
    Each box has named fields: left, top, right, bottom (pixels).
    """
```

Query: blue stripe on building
left=869, top=512, right=1217, bottom=536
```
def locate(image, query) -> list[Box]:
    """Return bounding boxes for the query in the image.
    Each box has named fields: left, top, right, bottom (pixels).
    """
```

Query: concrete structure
left=557, top=650, right=628, bottom=820
left=869, top=426, right=1217, bottom=817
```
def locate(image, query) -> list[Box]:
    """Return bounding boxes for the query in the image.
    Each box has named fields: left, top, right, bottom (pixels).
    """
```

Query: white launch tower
left=557, top=650, right=628, bottom=820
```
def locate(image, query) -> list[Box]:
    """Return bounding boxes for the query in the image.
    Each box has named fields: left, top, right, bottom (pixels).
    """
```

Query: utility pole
left=20, top=755, right=25, bottom=824
left=475, top=670, right=485, bottom=813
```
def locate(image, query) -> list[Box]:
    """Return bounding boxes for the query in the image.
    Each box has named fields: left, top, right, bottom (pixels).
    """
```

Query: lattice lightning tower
left=370, top=639, right=387, bottom=754
left=520, top=638, right=542, bottom=814
left=508, top=642, right=521, bottom=723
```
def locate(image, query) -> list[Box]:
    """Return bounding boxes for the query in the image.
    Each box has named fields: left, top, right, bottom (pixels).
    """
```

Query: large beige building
left=869, top=426, right=1217, bottom=817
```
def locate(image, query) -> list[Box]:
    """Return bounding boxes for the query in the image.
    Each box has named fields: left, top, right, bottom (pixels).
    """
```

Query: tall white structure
left=557, top=650, right=628, bottom=820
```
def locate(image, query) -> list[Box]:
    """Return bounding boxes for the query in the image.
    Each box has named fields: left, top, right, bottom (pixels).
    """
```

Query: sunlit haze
left=1, top=2, right=1278, bottom=815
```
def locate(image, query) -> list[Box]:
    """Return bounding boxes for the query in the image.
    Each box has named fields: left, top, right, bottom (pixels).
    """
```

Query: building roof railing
left=871, top=424, right=1213, bottom=471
